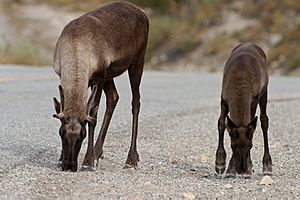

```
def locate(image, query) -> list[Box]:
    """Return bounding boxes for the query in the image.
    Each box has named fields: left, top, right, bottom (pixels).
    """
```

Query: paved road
left=0, top=65, right=300, bottom=199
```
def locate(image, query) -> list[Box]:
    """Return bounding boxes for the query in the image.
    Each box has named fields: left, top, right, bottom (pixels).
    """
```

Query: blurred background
left=0, top=0, right=300, bottom=75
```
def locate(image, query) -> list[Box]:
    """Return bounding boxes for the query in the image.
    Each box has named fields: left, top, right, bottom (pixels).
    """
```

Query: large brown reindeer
left=215, top=43, right=272, bottom=176
left=53, top=1, right=149, bottom=172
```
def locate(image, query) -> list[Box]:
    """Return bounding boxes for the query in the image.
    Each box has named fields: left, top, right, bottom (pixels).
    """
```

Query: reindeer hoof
left=263, top=170, right=272, bottom=176
left=224, top=173, right=236, bottom=178
left=81, top=165, right=96, bottom=172
left=123, top=164, right=138, bottom=169
left=123, top=164, right=133, bottom=169
left=124, top=161, right=138, bottom=169
left=95, top=155, right=104, bottom=167
left=125, top=150, right=139, bottom=169
left=263, top=164, right=272, bottom=176
left=225, top=168, right=236, bottom=178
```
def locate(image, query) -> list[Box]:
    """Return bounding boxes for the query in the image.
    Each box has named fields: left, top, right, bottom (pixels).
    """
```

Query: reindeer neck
left=229, top=98, right=251, bottom=127
left=61, top=67, right=89, bottom=120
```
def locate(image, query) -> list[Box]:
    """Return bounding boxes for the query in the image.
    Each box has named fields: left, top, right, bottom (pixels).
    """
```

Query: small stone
left=260, top=175, right=273, bottom=185
left=183, top=192, right=195, bottom=200
left=143, top=181, right=151, bottom=186
left=132, top=196, right=142, bottom=200
left=224, top=184, right=233, bottom=189
left=199, top=155, right=210, bottom=162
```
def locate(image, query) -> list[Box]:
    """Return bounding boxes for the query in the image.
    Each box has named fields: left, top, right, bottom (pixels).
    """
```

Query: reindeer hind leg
left=124, top=56, right=145, bottom=169
left=215, top=98, right=229, bottom=175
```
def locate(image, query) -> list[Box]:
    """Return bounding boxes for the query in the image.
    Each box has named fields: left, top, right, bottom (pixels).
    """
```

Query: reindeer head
left=53, top=85, right=97, bottom=172
left=226, top=116, right=258, bottom=174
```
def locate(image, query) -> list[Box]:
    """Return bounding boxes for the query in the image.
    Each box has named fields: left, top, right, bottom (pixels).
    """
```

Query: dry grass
left=269, top=25, right=300, bottom=74
left=237, top=0, right=300, bottom=74
left=2, top=0, right=300, bottom=73
left=0, top=41, right=45, bottom=66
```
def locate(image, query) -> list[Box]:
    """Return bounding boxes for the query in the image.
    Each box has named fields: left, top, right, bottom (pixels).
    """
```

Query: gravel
left=0, top=65, right=300, bottom=199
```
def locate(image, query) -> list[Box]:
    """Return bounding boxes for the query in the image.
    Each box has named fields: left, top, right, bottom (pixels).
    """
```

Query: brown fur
left=53, top=1, right=149, bottom=172
left=215, top=43, right=272, bottom=176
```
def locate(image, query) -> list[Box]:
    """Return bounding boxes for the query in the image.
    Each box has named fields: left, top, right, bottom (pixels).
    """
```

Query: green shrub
left=0, top=41, right=45, bottom=65
left=146, top=15, right=178, bottom=59
left=285, top=49, right=300, bottom=74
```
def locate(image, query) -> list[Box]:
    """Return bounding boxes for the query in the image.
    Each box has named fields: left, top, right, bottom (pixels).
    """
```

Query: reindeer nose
left=62, top=162, right=78, bottom=172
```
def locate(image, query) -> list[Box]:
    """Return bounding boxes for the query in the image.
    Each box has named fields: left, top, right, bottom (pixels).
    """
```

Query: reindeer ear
left=53, top=97, right=61, bottom=114
left=246, top=116, right=258, bottom=139
left=53, top=112, right=65, bottom=120
left=81, top=85, right=98, bottom=125
left=227, top=116, right=238, bottom=139
left=227, top=116, right=237, bottom=129
left=86, top=85, right=98, bottom=116
left=53, top=85, right=66, bottom=123
left=58, top=85, right=64, bottom=111
left=85, top=115, right=96, bottom=125
left=247, top=116, right=258, bottom=130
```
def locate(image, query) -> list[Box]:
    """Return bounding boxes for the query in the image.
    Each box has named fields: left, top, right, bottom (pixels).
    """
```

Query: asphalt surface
left=0, top=65, right=300, bottom=199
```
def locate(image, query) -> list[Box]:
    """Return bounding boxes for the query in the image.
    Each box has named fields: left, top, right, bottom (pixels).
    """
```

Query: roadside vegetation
left=0, top=41, right=45, bottom=66
left=1, top=0, right=300, bottom=74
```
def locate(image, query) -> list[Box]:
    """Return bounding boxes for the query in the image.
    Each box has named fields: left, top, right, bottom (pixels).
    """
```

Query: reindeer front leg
left=93, top=80, right=119, bottom=166
left=82, top=83, right=104, bottom=171
left=53, top=85, right=64, bottom=168
left=215, top=98, right=229, bottom=175
left=259, top=90, right=272, bottom=175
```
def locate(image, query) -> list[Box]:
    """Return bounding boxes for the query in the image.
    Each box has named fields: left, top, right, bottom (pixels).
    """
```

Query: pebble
left=183, top=192, right=195, bottom=200
left=224, top=184, right=233, bottom=189
left=260, top=176, right=274, bottom=185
